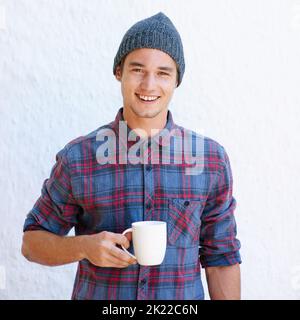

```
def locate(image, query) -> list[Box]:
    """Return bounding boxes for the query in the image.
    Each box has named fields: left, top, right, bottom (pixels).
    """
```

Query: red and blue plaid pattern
left=23, top=107, right=241, bottom=300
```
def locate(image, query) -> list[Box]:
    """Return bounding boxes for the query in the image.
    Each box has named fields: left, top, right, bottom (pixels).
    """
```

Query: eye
left=158, top=72, right=169, bottom=76
left=132, top=68, right=143, bottom=73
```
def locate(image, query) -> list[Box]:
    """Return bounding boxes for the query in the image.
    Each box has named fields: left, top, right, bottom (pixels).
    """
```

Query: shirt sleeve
left=199, top=146, right=242, bottom=268
left=23, top=146, right=82, bottom=235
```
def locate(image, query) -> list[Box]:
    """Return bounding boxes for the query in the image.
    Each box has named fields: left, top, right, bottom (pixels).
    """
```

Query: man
left=22, top=12, right=241, bottom=300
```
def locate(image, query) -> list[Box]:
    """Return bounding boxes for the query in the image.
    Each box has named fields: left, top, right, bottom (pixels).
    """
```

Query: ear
left=115, top=65, right=122, bottom=82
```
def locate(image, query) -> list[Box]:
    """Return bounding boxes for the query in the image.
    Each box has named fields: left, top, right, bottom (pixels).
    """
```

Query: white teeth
left=138, top=95, right=159, bottom=101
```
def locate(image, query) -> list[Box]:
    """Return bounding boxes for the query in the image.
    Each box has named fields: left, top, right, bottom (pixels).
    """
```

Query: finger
left=124, top=232, right=133, bottom=243
left=110, top=233, right=131, bottom=249
left=104, top=256, right=130, bottom=268
left=103, top=255, right=134, bottom=268
left=108, top=244, right=137, bottom=264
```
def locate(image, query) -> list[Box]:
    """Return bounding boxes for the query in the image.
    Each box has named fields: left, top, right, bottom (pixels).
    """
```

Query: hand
left=81, top=231, right=137, bottom=268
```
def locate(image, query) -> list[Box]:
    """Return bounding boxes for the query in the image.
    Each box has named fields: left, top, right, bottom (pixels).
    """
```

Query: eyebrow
left=128, top=62, right=175, bottom=73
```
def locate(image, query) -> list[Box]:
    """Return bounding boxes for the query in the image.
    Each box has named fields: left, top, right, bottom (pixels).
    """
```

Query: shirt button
left=184, top=200, right=190, bottom=207
left=140, top=279, right=147, bottom=285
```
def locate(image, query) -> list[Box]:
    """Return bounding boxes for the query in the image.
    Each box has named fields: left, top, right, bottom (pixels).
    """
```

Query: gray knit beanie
left=113, top=12, right=185, bottom=87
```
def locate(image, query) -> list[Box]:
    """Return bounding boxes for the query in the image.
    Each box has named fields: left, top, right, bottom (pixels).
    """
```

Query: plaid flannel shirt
left=23, top=107, right=241, bottom=300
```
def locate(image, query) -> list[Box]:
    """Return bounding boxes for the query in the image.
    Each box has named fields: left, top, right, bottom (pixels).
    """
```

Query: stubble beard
left=130, top=100, right=168, bottom=119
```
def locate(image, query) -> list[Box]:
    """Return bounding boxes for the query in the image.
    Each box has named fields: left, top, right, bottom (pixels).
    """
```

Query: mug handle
left=121, top=228, right=137, bottom=259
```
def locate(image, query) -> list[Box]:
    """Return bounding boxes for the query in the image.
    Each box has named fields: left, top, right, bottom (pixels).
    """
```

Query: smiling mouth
left=135, top=93, right=161, bottom=103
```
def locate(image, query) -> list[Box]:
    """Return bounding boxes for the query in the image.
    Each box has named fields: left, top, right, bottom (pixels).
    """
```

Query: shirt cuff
left=23, top=215, right=49, bottom=233
left=200, top=251, right=242, bottom=268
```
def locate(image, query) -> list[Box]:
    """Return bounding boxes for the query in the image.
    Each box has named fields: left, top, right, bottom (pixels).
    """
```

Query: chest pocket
left=167, top=198, right=204, bottom=248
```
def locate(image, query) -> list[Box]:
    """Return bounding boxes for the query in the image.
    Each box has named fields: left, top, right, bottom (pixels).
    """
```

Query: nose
left=139, top=73, right=157, bottom=91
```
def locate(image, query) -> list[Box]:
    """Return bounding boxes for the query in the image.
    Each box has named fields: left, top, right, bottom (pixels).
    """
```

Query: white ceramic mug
left=121, top=221, right=167, bottom=266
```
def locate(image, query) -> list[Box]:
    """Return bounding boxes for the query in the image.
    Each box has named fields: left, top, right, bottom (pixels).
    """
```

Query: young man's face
left=115, top=48, right=178, bottom=121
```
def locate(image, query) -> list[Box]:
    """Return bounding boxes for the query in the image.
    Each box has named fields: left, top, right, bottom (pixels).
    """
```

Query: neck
left=122, top=107, right=168, bottom=139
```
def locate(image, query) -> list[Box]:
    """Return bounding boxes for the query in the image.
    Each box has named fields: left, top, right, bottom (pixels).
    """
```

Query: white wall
left=0, top=0, right=300, bottom=300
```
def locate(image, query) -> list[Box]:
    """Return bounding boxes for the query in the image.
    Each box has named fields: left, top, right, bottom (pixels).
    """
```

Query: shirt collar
left=110, top=107, right=177, bottom=148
